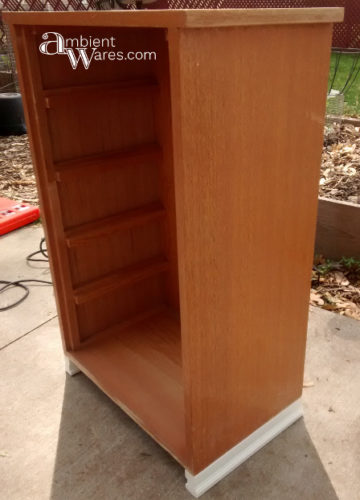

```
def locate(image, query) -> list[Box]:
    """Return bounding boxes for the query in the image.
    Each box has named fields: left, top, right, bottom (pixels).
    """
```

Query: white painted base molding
left=65, top=357, right=81, bottom=376
left=185, top=399, right=303, bottom=498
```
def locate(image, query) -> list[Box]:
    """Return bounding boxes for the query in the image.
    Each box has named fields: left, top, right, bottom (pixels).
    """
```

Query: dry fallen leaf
left=334, top=271, right=350, bottom=286
left=322, top=303, right=340, bottom=311
left=310, top=290, right=325, bottom=306
left=303, top=381, right=315, bottom=388
left=344, top=305, right=360, bottom=321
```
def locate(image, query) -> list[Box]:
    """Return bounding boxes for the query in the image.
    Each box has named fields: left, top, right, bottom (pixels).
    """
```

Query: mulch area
left=311, top=257, right=360, bottom=321
left=2, top=124, right=359, bottom=209
left=1, top=128, right=359, bottom=319
left=321, top=123, right=360, bottom=204
left=0, top=134, right=39, bottom=206
left=316, top=123, right=360, bottom=320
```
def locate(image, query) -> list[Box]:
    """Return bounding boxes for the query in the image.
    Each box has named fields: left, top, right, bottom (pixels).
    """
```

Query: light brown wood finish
left=9, top=25, right=82, bottom=350
left=76, top=277, right=166, bottom=340
left=5, top=10, right=339, bottom=479
left=7, top=25, right=172, bottom=344
left=315, top=197, right=360, bottom=259
left=169, top=23, right=333, bottom=472
left=6, top=20, right=184, bottom=457
left=4, top=8, right=343, bottom=28
left=55, top=143, right=161, bottom=182
left=68, top=221, right=164, bottom=287
left=65, top=201, right=165, bottom=247
left=42, top=77, right=157, bottom=98
left=73, top=256, right=169, bottom=305
left=152, top=30, right=180, bottom=311
left=69, top=308, right=187, bottom=463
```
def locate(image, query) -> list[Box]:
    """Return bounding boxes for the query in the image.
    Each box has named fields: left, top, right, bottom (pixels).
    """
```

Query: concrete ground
left=1, top=225, right=359, bottom=500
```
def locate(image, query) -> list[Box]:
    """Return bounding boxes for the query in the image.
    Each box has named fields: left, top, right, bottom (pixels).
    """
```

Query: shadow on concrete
left=50, top=374, right=339, bottom=500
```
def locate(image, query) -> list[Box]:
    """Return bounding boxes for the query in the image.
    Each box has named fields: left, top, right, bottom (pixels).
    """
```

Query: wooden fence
left=1, top=1, right=360, bottom=49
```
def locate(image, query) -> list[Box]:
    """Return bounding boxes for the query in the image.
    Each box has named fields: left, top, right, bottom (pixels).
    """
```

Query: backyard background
left=0, top=1, right=360, bottom=320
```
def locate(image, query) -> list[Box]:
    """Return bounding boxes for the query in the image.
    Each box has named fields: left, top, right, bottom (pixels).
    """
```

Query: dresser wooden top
left=4, top=8, right=344, bottom=29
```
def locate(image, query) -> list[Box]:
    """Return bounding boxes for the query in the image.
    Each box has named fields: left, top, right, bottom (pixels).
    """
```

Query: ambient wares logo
left=39, top=32, right=156, bottom=70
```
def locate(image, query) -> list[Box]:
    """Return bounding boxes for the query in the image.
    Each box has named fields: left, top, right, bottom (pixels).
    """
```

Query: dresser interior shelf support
left=65, top=202, right=166, bottom=247
left=73, top=256, right=170, bottom=305
left=55, top=143, right=162, bottom=181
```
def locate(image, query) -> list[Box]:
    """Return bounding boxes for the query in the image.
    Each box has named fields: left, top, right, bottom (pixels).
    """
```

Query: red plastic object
left=0, top=197, right=40, bottom=236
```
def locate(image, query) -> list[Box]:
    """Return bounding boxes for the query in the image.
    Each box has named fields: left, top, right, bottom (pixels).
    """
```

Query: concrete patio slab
left=0, top=225, right=57, bottom=348
left=0, top=226, right=359, bottom=499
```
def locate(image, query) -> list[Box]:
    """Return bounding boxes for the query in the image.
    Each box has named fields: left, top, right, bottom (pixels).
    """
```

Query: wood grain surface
left=4, top=8, right=343, bottom=28
left=315, top=197, right=360, bottom=259
left=169, top=23, right=333, bottom=473
left=6, top=13, right=336, bottom=476
left=69, top=308, right=187, bottom=464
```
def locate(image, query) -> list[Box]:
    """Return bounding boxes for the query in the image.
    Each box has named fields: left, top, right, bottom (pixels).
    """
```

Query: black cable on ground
left=0, top=237, right=52, bottom=312
left=26, top=237, right=48, bottom=262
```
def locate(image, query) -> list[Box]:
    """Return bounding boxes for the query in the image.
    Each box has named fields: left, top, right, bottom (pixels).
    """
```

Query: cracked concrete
left=1, top=226, right=359, bottom=499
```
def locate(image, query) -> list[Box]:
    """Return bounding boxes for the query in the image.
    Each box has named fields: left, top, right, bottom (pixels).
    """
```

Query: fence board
left=1, top=1, right=359, bottom=49
left=315, top=197, right=360, bottom=258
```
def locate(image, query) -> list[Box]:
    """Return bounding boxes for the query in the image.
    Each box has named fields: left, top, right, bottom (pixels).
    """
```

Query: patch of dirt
left=311, top=256, right=360, bottom=321
left=1, top=124, right=359, bottom=208
left=1, top=134, right=359, bottom=320
left=0, top=134, right=39, bottom=206
left=321, top=123, right=360, bottom=204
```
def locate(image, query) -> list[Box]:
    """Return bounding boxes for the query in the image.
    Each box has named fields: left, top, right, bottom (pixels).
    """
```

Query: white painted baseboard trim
left=65, top=357, right=81, bottom=376
left=185, top=398, right=303, bottom=498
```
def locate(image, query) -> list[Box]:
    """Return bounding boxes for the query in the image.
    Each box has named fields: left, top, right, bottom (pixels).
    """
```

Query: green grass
left=328, top=53, right=360, bottom=116
left=0, top=52, right=10, bottom=72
